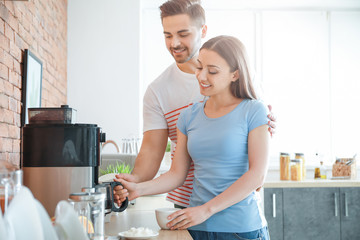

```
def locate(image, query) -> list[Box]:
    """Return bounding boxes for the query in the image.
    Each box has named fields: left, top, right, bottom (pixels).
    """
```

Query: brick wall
left=0, top=0, right=67, bottom=167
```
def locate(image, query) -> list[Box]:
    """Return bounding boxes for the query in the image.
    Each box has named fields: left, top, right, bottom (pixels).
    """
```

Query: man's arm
left=131, top=129, right=169, bottom=182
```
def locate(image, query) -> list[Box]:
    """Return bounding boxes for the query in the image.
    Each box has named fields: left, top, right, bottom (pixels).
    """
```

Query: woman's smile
left=199, top=82, right=211, bottom=89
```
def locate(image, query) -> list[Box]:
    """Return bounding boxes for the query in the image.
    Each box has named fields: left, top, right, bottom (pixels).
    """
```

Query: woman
left=116, top=35, right=270, bottom=240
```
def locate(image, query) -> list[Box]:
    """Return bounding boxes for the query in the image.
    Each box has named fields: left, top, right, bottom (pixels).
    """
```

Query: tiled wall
left=0, top=0, right=67, bottom=167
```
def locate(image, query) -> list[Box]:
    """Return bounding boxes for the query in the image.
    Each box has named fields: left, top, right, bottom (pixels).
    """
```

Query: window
left=140, top=1, right=360, bottom=166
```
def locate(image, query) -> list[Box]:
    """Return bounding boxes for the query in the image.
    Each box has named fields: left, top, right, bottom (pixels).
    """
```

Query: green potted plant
left=99, top=162, right=133, bottom=176
left=165, top=141, right=171, bottom=153
left=164, top=141, right=172, bottom=165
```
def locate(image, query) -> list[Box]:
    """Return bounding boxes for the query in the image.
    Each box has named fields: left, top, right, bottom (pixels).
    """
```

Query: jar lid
left=295, top=153, right=304, bottom=156
left=69, top=192, right=105, bottom=201
left=81, top=187, right=95, bottom=193
left=280, top=152, right=289, bottom=156
left=291, top=159, right=301, bottom=163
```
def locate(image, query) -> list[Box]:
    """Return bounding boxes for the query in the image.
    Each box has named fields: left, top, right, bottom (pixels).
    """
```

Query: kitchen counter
left=105, top=195, right=193, bottom=240
left=264, top=179, right=360, bottom=188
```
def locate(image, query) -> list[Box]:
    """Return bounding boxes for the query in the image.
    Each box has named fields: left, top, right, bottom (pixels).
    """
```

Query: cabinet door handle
left=272, top=193, right=276, bottom=218
left=334, top=192, right=338, bottom=217
left=344, top=193, right=348, bottom=217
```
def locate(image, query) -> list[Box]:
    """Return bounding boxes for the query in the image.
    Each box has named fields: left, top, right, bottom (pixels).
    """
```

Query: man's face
left=162, top=14, right=204, bottom=64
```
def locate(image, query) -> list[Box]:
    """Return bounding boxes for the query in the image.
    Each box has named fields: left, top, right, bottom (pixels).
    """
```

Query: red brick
left=21, top=11, right=31, bottom=32
left=14, top=32, right=25, bottom=49
left=0, top=33, right=9, bottom=50
left=0, top=93, right=8, bottom=109
left=4, top=1, right=15, bottom=16
left=14, top=111, right=21, bottom=126
left=0, top=4, right=10, bottom=22
left=0, top=108, right=4, bottom=122
left=9, top=41, right=21, bottom=62
left=0, top=78, right=4, bottom=92
left=13, top=59, right=21, bottom=74
left=0, top=152, right=7, bottom=161
left=8, top=69, right=17, bottom=86
left=8, top=97, right=16, bottom=112
left=0, top=124, right=9, bottom=137
left=0, top=63, right=8, bottom=80
left=30, top=41, right=38, bottom=53
left=8, top=124, right=19, bottom=139
left=2, top=138, right=12, bottom=151
left=37, top=44, right=44, bottom=58
left=0, top=0, right=67, bottom=156
left=17, top=99, right=21, bottom=113
left=13, top=86, right=21, bottom=101
left=0, top=18, right=4, bottom=34
left=27, top=1, right=36, bottom=16
left=13, top=4, right=22, bottom=20
left=42, top=99, right=48, bottom=107
left=5, top=10, right=18, bottom=33
left=0, top=50, right=3, bottom=65
left=14, top=1, right=26, bottom=16
left=4, top=79, right=13, bottom=96
left=8, top=152, right=20, bottom=167
left=29, top=20, right=37, bottom=37
left=18, top=24, right=32, bottom=46
left=2, top=108, right=13, bottom=124
left=4, top=23, right=14, bottom=41
left=2, top=50, right=13, bottom=70
left=42, top=77, right=49, bottom=89
left=41, top=87, right=48, bottom=102
left=12, top=139, right=20, bottom=152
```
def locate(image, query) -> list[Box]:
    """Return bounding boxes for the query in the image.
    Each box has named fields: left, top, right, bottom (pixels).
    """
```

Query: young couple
left=114, top=1, right=274, bottom=239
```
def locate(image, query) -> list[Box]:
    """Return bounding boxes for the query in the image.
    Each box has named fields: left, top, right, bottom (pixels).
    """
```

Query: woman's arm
left=115, top=129, right=191, bottom=200
left=168, top=124, right=270, bottom=229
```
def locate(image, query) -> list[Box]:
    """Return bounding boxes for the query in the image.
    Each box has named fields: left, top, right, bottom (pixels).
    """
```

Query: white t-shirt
left=143, top=63, right=204, bottom=207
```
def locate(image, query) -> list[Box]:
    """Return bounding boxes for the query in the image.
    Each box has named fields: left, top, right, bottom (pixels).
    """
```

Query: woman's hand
left=113, top=174, right=140, bottom=202
left=167, top=205, right=212, bottom=230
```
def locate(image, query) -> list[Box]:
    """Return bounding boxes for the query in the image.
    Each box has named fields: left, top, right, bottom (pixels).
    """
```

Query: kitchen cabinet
left=283, top=188, right=340, bottom=240
left=264, top=188, right=284, bottom=240
left=264, top=187, right=360, bottom=240
left=339, top=188, right=360, bottom=239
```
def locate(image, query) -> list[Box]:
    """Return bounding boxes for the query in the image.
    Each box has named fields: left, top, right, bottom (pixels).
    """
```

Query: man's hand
left=267, top=105, right=276, bottom=137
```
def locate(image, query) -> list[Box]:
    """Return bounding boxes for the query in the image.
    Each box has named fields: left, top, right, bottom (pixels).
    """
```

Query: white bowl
left=155, top=208, right=181, bottom=230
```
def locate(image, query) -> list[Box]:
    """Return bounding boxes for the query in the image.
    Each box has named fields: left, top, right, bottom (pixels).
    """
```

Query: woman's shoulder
left=177, top=101, right=204, bottom=130
left=181, top=101, right=204, bottom=117
left=241, top=99, right=268, bottom=116
left=191, top=101, right=204, bottom=110
left=242, top=99, right=267, bottom=108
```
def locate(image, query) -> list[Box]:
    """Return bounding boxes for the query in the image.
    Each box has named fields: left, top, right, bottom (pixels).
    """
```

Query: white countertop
left=105, top=195, right=192, bottom=240
left=264, top=179, right=360, bottom=188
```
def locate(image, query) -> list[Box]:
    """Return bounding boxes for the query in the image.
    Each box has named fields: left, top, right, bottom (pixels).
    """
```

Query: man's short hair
left=159, top=0, right=205, bottom=28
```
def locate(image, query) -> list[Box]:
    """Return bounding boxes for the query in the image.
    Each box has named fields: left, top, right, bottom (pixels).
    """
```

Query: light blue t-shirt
left=177, top=99, right=268, bottom=233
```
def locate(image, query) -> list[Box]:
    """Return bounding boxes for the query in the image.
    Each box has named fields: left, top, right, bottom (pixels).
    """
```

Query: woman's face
left=195, top=49, right=237, bottom=97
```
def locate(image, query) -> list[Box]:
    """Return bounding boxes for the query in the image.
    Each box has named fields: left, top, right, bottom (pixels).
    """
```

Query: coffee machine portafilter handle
left=110, top=181, right=129, bottom=212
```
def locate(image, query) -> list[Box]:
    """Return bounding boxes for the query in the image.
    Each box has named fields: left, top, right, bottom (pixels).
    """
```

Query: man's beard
left=173, top=48, right=196, bottom=64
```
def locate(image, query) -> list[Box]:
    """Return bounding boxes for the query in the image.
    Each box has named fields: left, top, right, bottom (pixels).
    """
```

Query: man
left=114, top=0, right=276, bottom=208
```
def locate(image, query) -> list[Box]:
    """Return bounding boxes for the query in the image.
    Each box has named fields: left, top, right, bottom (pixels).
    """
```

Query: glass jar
left=0, top=170, right=15, bottom=214
left=320, top=161, right=327, bottom=179
left=69, top=192, right=106, bottom=240
left=280, top=152, right=291, bottom=180
left=290, top=159, right=303, bottom=181
left=295, top=153, right=306, bottom=179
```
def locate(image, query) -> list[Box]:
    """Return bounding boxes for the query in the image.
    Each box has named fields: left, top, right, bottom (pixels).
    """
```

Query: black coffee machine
left=22, top=105, right=107, bottom=216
